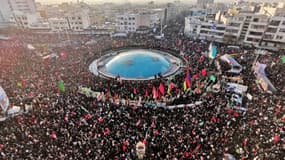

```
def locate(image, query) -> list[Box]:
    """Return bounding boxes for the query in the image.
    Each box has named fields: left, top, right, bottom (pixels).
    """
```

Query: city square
left=0, top=0, right=285, bottom=159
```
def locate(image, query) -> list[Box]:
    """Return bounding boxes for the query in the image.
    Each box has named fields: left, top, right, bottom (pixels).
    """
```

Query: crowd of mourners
left=0, top=23, right=284, bottom=160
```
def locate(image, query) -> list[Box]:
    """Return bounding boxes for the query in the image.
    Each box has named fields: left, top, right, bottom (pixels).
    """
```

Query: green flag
left=281, top=55, right=285, bottom=64
left=210, top=75, right=216, bottom=82
left=58, top=80, right=65, bottom=92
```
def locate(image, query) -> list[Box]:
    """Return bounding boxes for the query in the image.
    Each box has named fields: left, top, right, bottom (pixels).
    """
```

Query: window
left=276, top=35, right=283, bottom=39
left=279, top=28, right=285, bottom=33
left=253, top=18, right=259, bottom=22
left=266, top=27, right=277, bottom=33
left=269, top=20, right=280, bottom=26
left=249, top=31, right=262, bottom=36
left=238, top=17, right=244, bottom=21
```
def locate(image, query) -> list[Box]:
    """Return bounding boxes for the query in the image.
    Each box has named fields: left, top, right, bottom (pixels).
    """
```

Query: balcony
left=263, top=34, right=274, bottom=40
left=266, top=28, right=278, bottom=33
left=269, top=20, right=281, bottom=26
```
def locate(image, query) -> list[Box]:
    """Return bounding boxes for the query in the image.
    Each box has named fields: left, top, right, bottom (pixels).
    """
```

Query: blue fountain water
left=105, top=50, right=171, bottom=78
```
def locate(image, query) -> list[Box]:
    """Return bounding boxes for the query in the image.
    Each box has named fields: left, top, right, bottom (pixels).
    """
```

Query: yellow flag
left=183, top=81, right=187, bottom=91
left=17, top=82, right=22, bottom=87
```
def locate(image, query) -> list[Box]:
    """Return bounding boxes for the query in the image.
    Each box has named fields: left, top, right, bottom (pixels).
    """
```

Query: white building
left=9, top=0, right=36, bottom=13
left=184, top=17, right=226, bottom=42
left=0, top=0, right=36, bottom=22
left=65, top=11, right=90, bottom=31
left=223, top=13, right=269, bottom=46
left=48, top=18, right=69, bottom=32
left=9, top=11, right=38, bottom=29
left=261, top=15, right=285, bottom=50
left=49, top=10, right=90, bottom=32
left=116, top=12, right=160, bottom=33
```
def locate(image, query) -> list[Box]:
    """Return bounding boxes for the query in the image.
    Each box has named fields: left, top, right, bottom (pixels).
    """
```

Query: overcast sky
left=36, top=0, right=283, bottom=5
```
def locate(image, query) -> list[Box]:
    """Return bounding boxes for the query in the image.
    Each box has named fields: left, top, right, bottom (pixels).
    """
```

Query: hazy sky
left=35, top=0, right=282, bottom=4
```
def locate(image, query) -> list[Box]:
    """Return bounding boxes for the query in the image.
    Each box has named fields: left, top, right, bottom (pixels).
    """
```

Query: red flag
left=249, top=119, right=254, bottom=126
left=21, top=79, right=27, bottom=86
left=44, top=58, right=49, bottom=66
left=50, top=132, right=57, bottom=139
left=193, top=73, right=199, bottom=80
left=103, top=128, right=110, bottom=135
left=84, top=114, right=92, bottom=120
left=243, top=138, right=248, bottom=146
left=122, top=145, right=127, bottom=152
left=199, top=55, right=205, bottom=63
left=142, top=139, right=147, bottom=145
left=211, top=115, right=217, bottom=123
left=145, top=89, right=149, bottom=97
left=98, top=117, right=104, bottom=123
left=201, top=68, right=207, bottom=76
left=133, top=87, right=137, bottom=95
left=159, top=83, right=165, bottom=96
left=275, top=107, right=281, bottom=116
left=282, top=115, right=285, bottom=123
left=273, top=135, right=280, bottom=143
left=151, top=121, right=155, bottom=128
left=233, top=112, right=239, bottom=117
left=0, top=144, right=4, bottom=150
left=113, top=93, right=118, bottom=100
left=152, top=87, right=158, bottom=99
left=154, top=129, right=159, bottom=135
left=183, top=151, right=190, bottom=158
left=64, top=116, right=68, bottom=121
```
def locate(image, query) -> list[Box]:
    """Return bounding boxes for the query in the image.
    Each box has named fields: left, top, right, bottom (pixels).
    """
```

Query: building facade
left=185, top=10, right=285, bottom=50
left=0, top=0, right=36, bottom=21
left=261, top=15, right=285, bottom=49
left=116, top=12, right=159, bottom=33
left=49, top=10, right=90, bottom=32
left=184, top=17, right=226, bottom=42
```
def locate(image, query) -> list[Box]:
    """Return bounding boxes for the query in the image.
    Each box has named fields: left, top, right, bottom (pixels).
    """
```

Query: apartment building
left=184, top=17, right=226, bottom=42
left=0, top=0, right=36, bottom=20
left=185, top=10, right=284, bottom=50
left=116, top=12, right=159, bottom=33
left=261, top=15, right=285, bottom=49
left=49, top=10, right=90, bottom=32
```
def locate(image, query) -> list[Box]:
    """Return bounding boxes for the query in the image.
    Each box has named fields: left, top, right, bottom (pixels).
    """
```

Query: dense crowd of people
left=0, top=25, right=284, bottom=159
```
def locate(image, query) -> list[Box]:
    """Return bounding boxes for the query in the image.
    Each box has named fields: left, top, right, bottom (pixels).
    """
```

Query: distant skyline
left=35, top=0, right=283, bottom=5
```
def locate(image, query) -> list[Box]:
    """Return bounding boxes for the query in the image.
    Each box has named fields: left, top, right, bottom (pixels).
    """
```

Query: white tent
left=0, top=86, right=9, bottom=112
